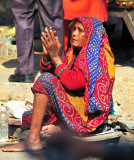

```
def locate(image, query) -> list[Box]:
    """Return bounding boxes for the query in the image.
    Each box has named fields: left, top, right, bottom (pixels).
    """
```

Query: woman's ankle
left=27, top=133, right=41, bottom=144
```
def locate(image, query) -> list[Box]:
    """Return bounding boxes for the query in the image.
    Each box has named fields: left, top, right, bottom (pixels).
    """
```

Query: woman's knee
left=39, top=72, right=54, bottom=85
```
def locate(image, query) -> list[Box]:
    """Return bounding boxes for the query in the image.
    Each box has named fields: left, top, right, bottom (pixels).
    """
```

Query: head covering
left=66, top=16, right=115, bottom=116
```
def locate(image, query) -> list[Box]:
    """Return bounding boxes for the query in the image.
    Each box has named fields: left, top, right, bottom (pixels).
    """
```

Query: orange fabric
left=63, top=0, right=108, bottom=22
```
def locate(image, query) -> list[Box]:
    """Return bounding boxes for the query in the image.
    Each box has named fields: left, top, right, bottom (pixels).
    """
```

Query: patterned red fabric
left=32, top=75, right=95, bottom=133
left=21, top=115, right=32, bottom=130
left=22, top=16, right=115, bottom=134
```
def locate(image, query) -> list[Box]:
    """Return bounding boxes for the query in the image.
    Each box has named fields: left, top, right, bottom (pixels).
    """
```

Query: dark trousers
left=11, top=0, right=63, bottom=75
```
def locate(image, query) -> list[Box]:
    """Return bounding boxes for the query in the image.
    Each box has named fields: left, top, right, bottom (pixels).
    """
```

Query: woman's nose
left=73, top=29, right=78, bottom=36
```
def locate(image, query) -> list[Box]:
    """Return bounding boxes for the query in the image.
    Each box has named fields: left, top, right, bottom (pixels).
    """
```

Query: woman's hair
left=68, top=18, right=81, bottom=35
left=66, top=18, right=82, bottom=52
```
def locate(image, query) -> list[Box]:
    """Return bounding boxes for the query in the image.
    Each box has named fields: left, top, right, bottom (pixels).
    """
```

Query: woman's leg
left=2, top=93, right=49, bottom=152
left=27, top=92, right=49, bottom=145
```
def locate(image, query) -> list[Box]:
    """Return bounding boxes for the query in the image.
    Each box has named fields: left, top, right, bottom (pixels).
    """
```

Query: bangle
left=57, top=67, right=68, bottom=78
left=42, top=58, right=51, bottom=65
left=55, top=62, right=63, bottom=67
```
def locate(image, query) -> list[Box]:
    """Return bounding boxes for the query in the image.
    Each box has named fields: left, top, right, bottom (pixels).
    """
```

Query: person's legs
left=37, top=0, right=64, bottom=57
left=10, top=0, right=35, bottom=82
left=2, top=93, right=48, bottom=152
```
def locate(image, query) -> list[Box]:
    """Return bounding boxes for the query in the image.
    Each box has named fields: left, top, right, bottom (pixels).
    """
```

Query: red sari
left=21, top=17, right=115, bottom=135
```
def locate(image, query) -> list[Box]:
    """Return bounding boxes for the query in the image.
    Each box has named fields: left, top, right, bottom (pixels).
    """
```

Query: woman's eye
left=73, top=26, right=76, bottom=31
left=78, top=28, right=84, bottom=32
left=79, top=29, right=82, bottom=32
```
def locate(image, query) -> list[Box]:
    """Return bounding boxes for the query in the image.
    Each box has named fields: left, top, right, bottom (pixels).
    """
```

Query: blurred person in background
left=9, top=0, right=63, bottom=83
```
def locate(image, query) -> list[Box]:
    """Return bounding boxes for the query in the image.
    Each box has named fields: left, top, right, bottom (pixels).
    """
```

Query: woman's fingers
left=42, top=45, right=47, bottom=54
left=41, top=126, right=48, bottom=132
left=42, top=28, right=56, bottom=46
left=41, top=35, right=47, bottom=47
left=54, top=30, right=56, bottom=36
left=42, top=27, right=57, bottom=42
left=41, top=133, right=50, bottom=137
left=55, top=36, right=60, bottom=46
left=41, top=27, right=61, bottom=61
left=41, top=37, right=49, bottom=58
left=49, top=27, right=56, bottom=39
left=50, top=29, right=55, bottom=41
left=47, top=27, right=57, bottom=41
left=49, top=27, right=52, bottom=31
left=45, top=27, right=52, bottom=42
left=42, top=32, right=50, bottom=45
left=55, top=36, right=61, bottom=55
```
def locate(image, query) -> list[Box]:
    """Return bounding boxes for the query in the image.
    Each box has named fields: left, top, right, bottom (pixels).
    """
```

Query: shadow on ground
left=109, top=29, right=134, bottom=68
left=1, top=54, right=42, bottom=79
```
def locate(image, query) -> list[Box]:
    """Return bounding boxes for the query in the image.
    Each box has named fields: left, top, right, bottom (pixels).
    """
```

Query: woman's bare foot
left=41, top=124, right=62, bottom=137
left=2, top=138, right=43, bottom=152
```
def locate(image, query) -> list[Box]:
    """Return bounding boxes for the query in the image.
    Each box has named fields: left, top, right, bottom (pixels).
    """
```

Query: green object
left=111, top=108, right=116, bottom=115
left=5, top=33, right=16, bottom=45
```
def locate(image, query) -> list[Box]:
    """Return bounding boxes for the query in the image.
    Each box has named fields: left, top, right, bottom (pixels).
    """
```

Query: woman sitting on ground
left=2, top=16, right=115, bottom=152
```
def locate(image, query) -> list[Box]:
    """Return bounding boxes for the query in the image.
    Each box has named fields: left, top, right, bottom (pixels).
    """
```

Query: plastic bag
left=6, top=101, right=26, bottom=119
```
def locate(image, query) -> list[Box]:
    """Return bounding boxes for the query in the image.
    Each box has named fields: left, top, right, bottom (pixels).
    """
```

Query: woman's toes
left=41, top=124, right=61, bottom=136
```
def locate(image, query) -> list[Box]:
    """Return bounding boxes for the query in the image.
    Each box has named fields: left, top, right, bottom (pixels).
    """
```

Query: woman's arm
left=40, top=27, right=63, bottom=73
left=41, top=27, right=86, bottom=91
left=41, top=27, right=62, bottom=65
left=54, top=60, right=86, bottom=91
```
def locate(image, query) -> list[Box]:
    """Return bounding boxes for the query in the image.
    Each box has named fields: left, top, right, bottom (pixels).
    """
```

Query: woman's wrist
left=52, top=57, right=62, bottom=65
left=55, top=62, right=63, bottom=67
left=42, top=57, right=51, bottom=65
left=54, top=57, right=63, bottom=67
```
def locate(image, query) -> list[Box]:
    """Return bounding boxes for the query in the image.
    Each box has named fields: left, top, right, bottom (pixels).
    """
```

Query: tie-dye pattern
left=23, top=17, right=115, bottom=134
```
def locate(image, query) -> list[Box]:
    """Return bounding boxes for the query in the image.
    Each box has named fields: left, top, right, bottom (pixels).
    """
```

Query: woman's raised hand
left=41, top=27, right=62, bottom=64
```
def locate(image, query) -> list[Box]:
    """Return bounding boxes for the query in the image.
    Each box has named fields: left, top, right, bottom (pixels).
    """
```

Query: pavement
left=0, top=148, right=45, bottom=160
left=0, top=41, right=42, bottom=103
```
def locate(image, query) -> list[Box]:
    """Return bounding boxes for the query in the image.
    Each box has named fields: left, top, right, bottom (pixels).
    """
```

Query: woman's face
left=71, top=22, right=87, bottom=48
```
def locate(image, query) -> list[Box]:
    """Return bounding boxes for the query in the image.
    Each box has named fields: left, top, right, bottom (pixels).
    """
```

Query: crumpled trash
left=5, top=99, right=33, bottom=120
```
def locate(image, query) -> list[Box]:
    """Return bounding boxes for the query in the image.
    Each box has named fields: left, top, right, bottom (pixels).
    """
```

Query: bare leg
left=2, top=93, right=48, bottom=152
